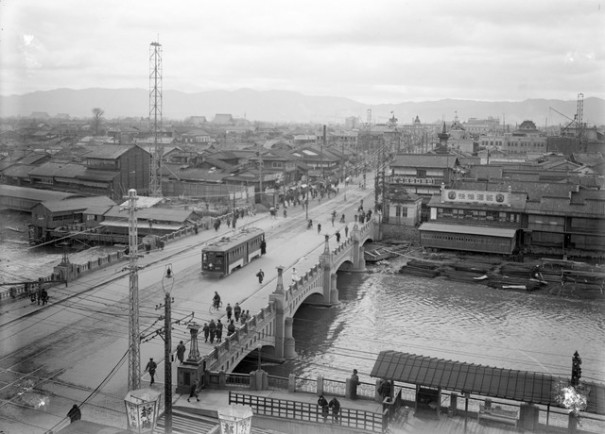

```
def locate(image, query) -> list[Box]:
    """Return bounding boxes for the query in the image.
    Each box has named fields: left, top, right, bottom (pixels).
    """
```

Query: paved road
left=0, top=181, right=375, bottom=433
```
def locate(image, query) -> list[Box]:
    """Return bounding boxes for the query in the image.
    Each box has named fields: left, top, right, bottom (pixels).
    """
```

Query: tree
left=91, top=108, right=104, bottom=136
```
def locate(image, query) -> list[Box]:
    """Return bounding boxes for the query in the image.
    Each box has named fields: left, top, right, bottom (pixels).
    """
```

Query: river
left=245, top=264, right=605, bottom=387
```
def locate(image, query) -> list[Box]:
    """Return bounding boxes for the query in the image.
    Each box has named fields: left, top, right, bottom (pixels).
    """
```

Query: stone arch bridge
left=199, top=218, right=379, bottom=373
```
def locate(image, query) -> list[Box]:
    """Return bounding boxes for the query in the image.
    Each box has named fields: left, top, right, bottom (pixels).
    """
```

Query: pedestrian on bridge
left=227, top=320, right=236, bottom=336
left=234, top=303, right=242, bottom=321
left=203, top=323, right=210, bottom=343
left=216, top=320, right=223, bottom=342
left=226, top=303, right=233, bottom=321
left=317, top=223, right=322, bottom=234
left=67, top=404, right=81, bottom=423
left=335, top=231, right=341, bottom=243
left=209, top=320, right=217, bottom=344
left=344, top=225, right=349, bottom=238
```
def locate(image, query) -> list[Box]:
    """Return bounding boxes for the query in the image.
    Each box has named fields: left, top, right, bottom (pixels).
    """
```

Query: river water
left=250, top=266, right=605, bottom=387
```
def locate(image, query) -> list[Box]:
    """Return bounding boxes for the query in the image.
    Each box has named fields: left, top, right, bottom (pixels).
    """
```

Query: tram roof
left=203, top=227, right=264, bottom=252
left=371, top=350, right=605, bottom=415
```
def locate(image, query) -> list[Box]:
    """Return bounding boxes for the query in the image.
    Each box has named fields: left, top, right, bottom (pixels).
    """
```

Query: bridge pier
left=269, top=266, right=297, bottom=361
left=351, top=221, right=366, bottom=272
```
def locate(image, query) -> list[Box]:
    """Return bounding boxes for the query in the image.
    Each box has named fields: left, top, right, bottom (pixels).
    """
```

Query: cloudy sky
left=1, top=0, right=603, bottom=104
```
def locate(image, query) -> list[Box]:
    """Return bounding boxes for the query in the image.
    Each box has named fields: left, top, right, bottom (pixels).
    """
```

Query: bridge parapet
left=203, top=301, right=277, bottom=372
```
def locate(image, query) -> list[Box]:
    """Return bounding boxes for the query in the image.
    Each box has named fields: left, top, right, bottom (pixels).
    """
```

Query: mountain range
left=1, top=88, right=603, bottom=126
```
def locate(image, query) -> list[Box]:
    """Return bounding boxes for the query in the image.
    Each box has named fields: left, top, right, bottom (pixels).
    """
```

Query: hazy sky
left=1, top=0, right=603, bottom=104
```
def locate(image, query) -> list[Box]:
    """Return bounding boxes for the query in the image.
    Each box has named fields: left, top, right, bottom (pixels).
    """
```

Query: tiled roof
left=76, top=169, right=120, bottom=182
left=104, top=205, right=196, bottom=223
left=18, top=152, right=50, bottom=165
left=82, top=144, right=146, bottom=159
left=391, top=154, right=458, bottom=168
left=2, top=164, right=36, bottom=178
left=29, top=162, right=87, bottom=178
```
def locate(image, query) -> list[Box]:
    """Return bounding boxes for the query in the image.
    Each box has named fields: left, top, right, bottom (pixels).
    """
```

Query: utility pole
left=149, top=41, right=163, bottom=197
left=126, top=189, right=140, bottom=391
left=322, top=125, right=326, bottom=181
left=342, top=141, right=347, bottom=202
left=257, top=142, right=263, bottom=205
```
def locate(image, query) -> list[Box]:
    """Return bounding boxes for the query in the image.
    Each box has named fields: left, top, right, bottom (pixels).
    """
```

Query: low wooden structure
left=478, top=403, right=519, bottom=427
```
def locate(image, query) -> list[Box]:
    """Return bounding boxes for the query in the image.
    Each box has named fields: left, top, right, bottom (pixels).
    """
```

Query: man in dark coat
left=329, top=397, right=340, bottom=422
left=317, top=395, right=329, bottom=422
left=145, top=358, right=157, bottom=385
left=187, top=380, right=200, bottom=402
left=67, top=404, right=81, bottom=423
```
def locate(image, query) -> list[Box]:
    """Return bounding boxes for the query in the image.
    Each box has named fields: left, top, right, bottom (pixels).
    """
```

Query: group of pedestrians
left=202, top=319, right=224, bottom=344
left=317, top=394, right=341, bottom=423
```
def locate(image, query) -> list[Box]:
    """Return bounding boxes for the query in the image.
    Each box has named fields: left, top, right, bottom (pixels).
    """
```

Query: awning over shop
left=370, top=351, right=605, bottom=415
left=99, top=221, right=183, bottom=231
left=419, top=222, right=517, bottom=238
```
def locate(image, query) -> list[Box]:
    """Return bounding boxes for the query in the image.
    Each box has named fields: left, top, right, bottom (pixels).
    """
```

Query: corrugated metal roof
left=0, top=184, right=78, bottom=201
left=39, top=196, right=115, bottom=213
left=29, top=162, right=87, bottom=178
left=82, top=144, right=142, bottom=159
left=105, top=205, right=195, bottom=222
left=371, top=351, right=605, bottom=414
left=419, top=222, right=517, bottom=238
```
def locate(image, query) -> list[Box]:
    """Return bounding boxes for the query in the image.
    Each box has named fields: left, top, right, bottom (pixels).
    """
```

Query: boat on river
left=399, top=259, right=440, bottom=278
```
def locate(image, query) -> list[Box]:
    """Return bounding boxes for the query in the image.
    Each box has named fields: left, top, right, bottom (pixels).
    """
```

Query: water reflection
left=257, top=270, right=604, bottom=386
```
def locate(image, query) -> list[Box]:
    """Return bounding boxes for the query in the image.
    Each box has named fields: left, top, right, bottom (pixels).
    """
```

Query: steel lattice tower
left=149, top=41, right=163, bottom=197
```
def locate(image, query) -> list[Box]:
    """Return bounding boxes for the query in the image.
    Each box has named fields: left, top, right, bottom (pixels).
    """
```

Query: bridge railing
left=229, top=391, right=384, bottom=433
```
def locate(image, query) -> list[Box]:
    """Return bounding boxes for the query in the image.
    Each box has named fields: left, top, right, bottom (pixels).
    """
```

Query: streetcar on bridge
left=201, top=227, right=266, bottom=277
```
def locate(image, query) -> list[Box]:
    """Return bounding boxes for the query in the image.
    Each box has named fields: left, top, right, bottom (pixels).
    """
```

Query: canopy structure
left=370, top=351, right=605, bottom=415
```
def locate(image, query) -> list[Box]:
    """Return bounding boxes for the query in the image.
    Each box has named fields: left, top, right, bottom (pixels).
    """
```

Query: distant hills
left=1, top=88, right=603, bottom=125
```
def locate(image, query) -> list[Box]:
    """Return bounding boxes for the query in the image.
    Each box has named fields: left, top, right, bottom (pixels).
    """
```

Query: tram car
left=201, top=227, right=265, bottom=277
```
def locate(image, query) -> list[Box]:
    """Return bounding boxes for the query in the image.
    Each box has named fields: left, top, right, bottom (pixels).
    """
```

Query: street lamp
left=162, top=265, right=175, bottom=434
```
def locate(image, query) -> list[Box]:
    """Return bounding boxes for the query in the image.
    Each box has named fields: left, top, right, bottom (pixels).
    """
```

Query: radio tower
left=149, top=41, right=163, bottom=197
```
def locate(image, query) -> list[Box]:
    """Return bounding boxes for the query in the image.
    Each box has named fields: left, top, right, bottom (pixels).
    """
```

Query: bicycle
left=209, top=300, right=223, bottom=313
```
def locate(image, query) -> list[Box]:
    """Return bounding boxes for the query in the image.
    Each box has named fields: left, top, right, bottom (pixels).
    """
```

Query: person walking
left=317, top=223, right=322, bottom=234
left=145, top=358, right=157, bottom=385
left=187, top=380, right=200, bottom=402
left=67, top=404, right=81, bottom=423
left=317, top=394, right=329, bottom=422
left=291, top=268, right=298, bottom=285
left=226, top=303, right=233, bottom=321
left=227, top=319, right=236, bottom=336
left=260, top=239, right=267, bottom=255
left=240, top=310, right=247, bottom=325
left=203, top=322, right=210, bottom=343
left=329, top=397, right=341, bottom=423
left=335, top=231, right=341, bottom=243
left=176, top=341, right=186, bottom=364
left=216, top=319, right=223, bottom=342
left=234, top=303, right=242, bottom=322
left=256, top=269, right=265, bottom=284
left=208, top=320, right=216, bottom=344
left=344, top=225, right=349, bottom=237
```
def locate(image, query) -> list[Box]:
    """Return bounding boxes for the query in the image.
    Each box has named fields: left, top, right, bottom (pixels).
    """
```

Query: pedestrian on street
left=216, top=319, right=223, bottom=342
left=335, top=231, right=341, bottom=243
left=350, top=369, right=360, bottom=400
left=67, top=404, right=81, bottom=423
left=317, top=394, right=329, bottom=422
left=291, top=267, right=298, bottom=285
left=214, top=219, right=220, bottom=231
left=187, top=380, right=200, bottom=402
left=378, top=379, right=392, bottom=401
left=340, top=214, right=345, bottom=223
left=209, top=320, right=216, bottom=344
left=344, top=225, right=349, bottom=237
left=329, top=397, right=341, bottom=422
left=176, top=341, right=186, bottom=364
left=240, top=310, right=247, bottom=325
left=203, top=322, right=210, bottom=343
left=256, top=268, right=265, bottom=284
left=145, top=358, right=157, bottom=385
left=317, top=223, right=322, bottom=234
left=234, top=303, right=242, bottom=322
left=226, top=303, right=233, bottom=321
left=260, top=240, right=267, bottom=255
left=227, top=319, right=236, bottom=336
